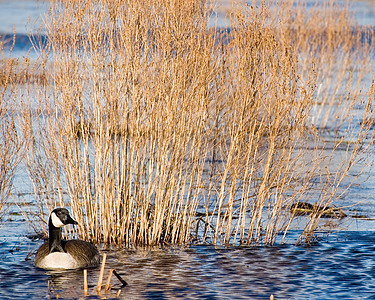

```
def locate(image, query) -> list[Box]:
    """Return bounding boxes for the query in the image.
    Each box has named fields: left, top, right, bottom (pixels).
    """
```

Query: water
left=2, top=0, right=375, bottom=299
left=2, top=217, right=375, bottom=299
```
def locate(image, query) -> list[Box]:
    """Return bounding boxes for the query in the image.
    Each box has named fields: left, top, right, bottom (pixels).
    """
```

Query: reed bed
left=17, top=0, right=375, bottom=246
left=0, top=35, right=28, bottom=219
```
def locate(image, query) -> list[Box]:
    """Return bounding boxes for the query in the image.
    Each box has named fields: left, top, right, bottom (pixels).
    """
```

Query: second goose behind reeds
left=35, top=208, right=100, bottom=270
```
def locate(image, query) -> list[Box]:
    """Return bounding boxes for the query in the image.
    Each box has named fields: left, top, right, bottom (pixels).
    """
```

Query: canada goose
left=35, top=208, right=100, bottom=270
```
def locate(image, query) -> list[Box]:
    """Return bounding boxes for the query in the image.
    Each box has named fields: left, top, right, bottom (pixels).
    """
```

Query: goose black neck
left=48, top=218, right=65, bottom=253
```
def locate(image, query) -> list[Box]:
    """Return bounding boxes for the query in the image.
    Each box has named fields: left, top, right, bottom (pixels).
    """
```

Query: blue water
left=2, top=219, right=375, bottom=299
left=2, top=1, right=375, bottom=299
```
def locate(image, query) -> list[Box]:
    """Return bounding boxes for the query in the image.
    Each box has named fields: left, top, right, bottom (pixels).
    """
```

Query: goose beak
left=66, top=215, right=78, bottom=225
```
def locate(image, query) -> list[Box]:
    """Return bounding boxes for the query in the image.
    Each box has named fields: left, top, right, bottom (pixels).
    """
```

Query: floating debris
left=351, top=215, right=375, bottom=220
left=290, top=202, right=347, bottom=219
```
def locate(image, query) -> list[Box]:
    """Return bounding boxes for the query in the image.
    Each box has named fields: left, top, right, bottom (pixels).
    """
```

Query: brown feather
left=35, top=239, right=100, bottom=269
left=34, top=242, right=49, bottom=267
left=63, top=239, right=100, bottom=268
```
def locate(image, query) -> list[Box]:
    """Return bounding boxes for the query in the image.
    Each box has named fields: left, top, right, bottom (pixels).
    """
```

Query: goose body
left=35, top=208, right=100, bottom=270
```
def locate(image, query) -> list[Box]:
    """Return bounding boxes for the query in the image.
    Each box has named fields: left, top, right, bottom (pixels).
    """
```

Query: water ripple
left=1, top=230, right=375, bottom=298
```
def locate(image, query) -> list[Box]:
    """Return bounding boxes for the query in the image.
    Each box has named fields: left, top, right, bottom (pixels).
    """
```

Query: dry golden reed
left=17, top=0, right=375, bottom=246
left=0, top=35, right=28, bottom=219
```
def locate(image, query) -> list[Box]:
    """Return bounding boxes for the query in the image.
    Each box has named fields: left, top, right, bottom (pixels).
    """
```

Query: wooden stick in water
left=83, top=269, right=88, bottom=296
left=113, top=270, right=128, bottom=287
left=105, top=269, right=114, bottom=292
left=97, top=253, right=107, bottom=294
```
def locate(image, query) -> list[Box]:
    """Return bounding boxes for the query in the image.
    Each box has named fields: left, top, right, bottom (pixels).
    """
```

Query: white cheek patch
left=51, top=212, right=65, bottom=228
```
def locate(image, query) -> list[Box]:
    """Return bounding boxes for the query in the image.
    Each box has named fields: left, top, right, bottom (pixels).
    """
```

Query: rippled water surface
left=2, top=0, right=375, bottom=299
left=2, top=218, right=375, bottom=299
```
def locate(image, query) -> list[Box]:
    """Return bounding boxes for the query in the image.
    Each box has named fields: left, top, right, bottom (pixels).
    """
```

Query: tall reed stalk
left=0, top=35, right=28, bottom=219
left=20, top=0, right=375, bottom=246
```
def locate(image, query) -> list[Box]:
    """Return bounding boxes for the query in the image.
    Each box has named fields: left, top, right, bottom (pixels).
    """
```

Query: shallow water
left=2, top=0, right=375, bottom=299
left=2, top=217, right=375, bottom=299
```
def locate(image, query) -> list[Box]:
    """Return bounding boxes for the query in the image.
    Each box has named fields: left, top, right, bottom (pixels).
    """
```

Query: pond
left=2, top=0, right=375, bottom=299
left=2, top=213, right=375, bottom=299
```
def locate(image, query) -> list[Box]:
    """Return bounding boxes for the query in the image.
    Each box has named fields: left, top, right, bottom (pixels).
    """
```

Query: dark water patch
left=0, top=32, right=48, bottom=56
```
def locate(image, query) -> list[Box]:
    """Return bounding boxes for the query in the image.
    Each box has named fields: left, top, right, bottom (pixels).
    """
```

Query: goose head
left=48, top=208, right=78, bottom=253
left=50, top=207, right=78, bottom=228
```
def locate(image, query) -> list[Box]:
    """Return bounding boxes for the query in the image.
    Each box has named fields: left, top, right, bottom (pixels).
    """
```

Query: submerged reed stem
left=97, top=253, right=107, bottom=294
left=83, top=269, right=88, bottom=296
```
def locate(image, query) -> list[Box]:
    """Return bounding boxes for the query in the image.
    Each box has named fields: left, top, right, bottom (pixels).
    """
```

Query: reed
left=19, top=0, right=375, bottom=246
left=82, top=253, right=127, bottom=297
left=83, top=269, right=88, bottom=296
left=97, top=253, right=106, bottom=294
left=0, top=34, right=28, bottom=219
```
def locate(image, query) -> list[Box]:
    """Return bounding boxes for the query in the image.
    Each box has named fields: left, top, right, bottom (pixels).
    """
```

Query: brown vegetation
left=11, top=0, right=375, bottom=246
left=0, top=35, right=29, bottom=219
